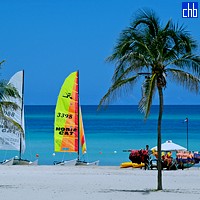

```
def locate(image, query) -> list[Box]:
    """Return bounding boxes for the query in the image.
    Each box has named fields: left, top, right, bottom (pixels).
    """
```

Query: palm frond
left=0, top=81, right=21, bottom=101
left=167, top=68, right=200, bottom=93
left=139, top=74, right=157, bottom=118
left=0, top=60, right=5, bottom=65
left=169, top=54, right=200, bottom=75
left=132, top=9, right=160, bottom=37
left=98, top=75, right=139, bottom=109
left=0, top=101, right=20, bottom=111
left=112, top=56, right=150, bottom=82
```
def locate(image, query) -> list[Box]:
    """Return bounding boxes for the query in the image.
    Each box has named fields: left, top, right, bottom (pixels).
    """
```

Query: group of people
left=176, top=150, right=195, bottom=164
left=128, top=144, right=198, bottom=170
left=151, top=149, right=174, bottom=169
left=129, top=145, right=196, bottom=170
left=128, top=145, right=150, bottom=170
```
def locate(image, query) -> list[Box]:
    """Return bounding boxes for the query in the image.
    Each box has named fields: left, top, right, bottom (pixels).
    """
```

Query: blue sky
left=0, top=0, right=199, bottom=105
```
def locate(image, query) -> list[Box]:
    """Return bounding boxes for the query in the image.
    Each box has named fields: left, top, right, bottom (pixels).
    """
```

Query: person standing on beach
left=144, top=145, right=151, bottom=169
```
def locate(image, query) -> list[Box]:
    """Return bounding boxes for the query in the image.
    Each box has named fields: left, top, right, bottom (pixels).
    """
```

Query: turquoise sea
left=0, top=105, right=200, bottom=166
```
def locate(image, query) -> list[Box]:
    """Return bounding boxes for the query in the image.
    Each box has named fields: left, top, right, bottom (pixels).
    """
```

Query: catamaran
left=54, top=71, right=99, bottom=166
left=0, top=71, right=38, bottom=165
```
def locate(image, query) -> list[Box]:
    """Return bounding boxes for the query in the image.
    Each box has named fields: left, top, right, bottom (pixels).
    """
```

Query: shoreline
left=0, top=166, right=200, bottom=200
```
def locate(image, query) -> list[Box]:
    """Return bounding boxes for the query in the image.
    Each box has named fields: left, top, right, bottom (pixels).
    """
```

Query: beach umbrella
left=151, top=140, right=187, bottom=151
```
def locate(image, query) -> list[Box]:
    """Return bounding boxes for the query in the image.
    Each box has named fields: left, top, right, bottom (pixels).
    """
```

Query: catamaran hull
left=75, top=160, right=99, bottom=166
left=0, top=157, right=14, bottom=166
left=13, top=158, right=38, bottom=165
left=54, top=159, right=77, bottom=166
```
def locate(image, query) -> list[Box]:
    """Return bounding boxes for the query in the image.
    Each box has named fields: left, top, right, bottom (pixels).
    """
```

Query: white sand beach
left=0, top=166, right=200, bottom=200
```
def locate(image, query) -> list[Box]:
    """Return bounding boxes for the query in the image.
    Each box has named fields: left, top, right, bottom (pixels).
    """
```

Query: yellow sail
left=54, top=71, right=87, bottom=155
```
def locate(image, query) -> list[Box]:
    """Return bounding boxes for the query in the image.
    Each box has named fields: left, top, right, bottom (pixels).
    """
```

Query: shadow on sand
left=101, top=188, right=200, bottom=195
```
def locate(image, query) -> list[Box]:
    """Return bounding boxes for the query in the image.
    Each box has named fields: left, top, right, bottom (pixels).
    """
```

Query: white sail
left=0, top=71, right=25, bottom=153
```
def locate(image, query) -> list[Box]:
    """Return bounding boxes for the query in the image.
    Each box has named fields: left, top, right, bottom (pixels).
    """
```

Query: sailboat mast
left=77, top=70, right=80, bottom=161
left=19, top=70, right=24, bottom=160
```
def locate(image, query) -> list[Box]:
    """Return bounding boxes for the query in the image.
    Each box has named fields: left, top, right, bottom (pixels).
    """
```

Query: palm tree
left=0, top=60, right=21, bottom=121
left=99, top=9, right=200, bottom=190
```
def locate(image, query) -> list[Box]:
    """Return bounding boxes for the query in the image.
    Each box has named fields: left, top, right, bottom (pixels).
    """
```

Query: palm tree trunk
left=157, top=86, right=163, bottom=190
